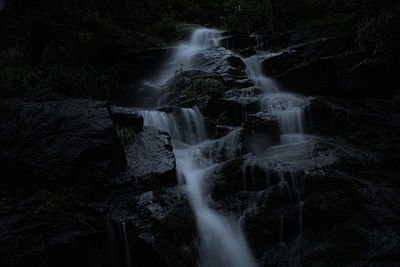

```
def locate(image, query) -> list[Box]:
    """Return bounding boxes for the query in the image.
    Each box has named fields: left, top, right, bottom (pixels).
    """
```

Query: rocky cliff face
left=0, top=99, right=184, bottom=267
left=1, top=26, right=399, bottom=267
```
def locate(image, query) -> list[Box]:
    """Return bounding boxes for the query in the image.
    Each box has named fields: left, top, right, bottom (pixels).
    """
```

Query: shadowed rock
left=0, top=98, right=126, bottom=196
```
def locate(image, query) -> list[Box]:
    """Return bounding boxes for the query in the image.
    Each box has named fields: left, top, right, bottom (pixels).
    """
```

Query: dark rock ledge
left=0, top=98, right=192, bottom=267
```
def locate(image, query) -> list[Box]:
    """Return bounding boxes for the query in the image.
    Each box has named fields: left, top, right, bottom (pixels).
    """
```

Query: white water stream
left=135, top=28, right=308, bottom=266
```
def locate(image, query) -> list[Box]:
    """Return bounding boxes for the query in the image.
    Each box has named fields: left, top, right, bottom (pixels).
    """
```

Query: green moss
left=116, top=125, right=137, bottom=145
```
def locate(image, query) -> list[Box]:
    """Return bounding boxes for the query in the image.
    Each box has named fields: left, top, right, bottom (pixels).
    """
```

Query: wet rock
left=116, top=126, right=176, bottom=187
left=0, top=98, right=126, bottom=196
left=206, top=135, right=384, bottom=266
left=182, top=47, right=252, bottom=89
left=106, top=218, right=168, bottom=267
left=199, top=97, right=244, bottom=126
left=110, top=106, right=144, bottom=132
left=227, top=56, right=247, bottom=71
left=261, top=38, right=344, bottom=77
left=204, top=119, right=231, bottom=139
left=161, top=70, right=228, bottom=106
left=108, top=186, right=195, bottom=267
left=261, top=50, right=298, bottom=76
left=239, top=115, right=281, bottom=153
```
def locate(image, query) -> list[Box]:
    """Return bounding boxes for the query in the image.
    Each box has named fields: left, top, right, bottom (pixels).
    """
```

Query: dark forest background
left=0, top=0, right=399, bottom=99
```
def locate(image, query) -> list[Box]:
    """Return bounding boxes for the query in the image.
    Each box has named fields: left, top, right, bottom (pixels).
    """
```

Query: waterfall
left=146, top=28, right=222, bottom=88
left=181, top=107, right=207, bottom=145
left=243, top=53, right=307, bottom=145
left=121, top=222, right=132, bottom=267
left=132, top=27, right=310, bottom=266
left=139, top=28, right=258, bottom=267
left=137, top=110, right=181, bottom=140
left=107, top=219, right=133, bottom=267
left=243, top=55, right=279, bottom=93
left=138, top=107, right=207, bottom=145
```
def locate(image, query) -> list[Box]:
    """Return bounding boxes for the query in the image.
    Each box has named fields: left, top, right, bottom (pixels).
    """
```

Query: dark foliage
left=0, top=0, right=399, bottom=99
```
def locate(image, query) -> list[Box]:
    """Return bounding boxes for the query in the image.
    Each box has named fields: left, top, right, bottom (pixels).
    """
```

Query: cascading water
left=133, top=27, right=311, bottom=266
left=138, top=28, right=258, bottom=267
left=243, top=55, right=279, bottom=94
left=243, top=54, right=307, bottom=145
left=138, top=107, right=207, bottom=144
left=233, top=31, right=310, bottom=259
left=146, top=28, right=223, bottom=88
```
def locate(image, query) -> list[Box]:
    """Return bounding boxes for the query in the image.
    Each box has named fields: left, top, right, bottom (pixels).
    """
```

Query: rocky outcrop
left=0, top=98, right=129, bottom=266
left=207, top=134, right=400, bottom=266
left=116, top=126, right=176, bottom=186
left=108, top=186, right=195, bottom=267
left=0, top=98, right=189, bottom=267
left=0, top=98, right=126, bottom=196
left=160, top=70, right=228, bottom=107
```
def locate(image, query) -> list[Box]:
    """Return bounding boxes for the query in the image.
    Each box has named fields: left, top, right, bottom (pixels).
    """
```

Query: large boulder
left=116, top=126, right=176, bottom=187
left=108, top=186, right=195, bottom=267
left=0, top=98, right=126, bottom=196
left=160, top=70, right=228, bottom=107
left=206, top=135, right=400, bottom=266
left=0, top=98, right=130, bottom=267
left=0, top=98, right=185, bottom=267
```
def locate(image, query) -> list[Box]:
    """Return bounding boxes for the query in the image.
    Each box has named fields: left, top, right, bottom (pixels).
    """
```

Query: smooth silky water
left=135, top=27, right=310, bottom=266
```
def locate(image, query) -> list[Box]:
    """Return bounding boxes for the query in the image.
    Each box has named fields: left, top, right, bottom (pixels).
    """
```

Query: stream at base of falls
left=131, top=28, right=310, bottom=267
